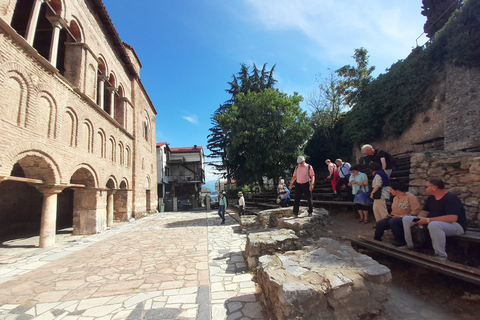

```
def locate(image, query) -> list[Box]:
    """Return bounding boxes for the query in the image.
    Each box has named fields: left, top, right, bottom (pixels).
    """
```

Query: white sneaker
left=433, top=254, right=448, bottom=261
left=397, top=245, right=415, bottom=250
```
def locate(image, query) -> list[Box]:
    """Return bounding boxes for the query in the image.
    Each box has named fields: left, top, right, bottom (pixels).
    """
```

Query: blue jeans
left=374, top=217, right=406, bottom=246
left=218, top=205, right=225, bottom=222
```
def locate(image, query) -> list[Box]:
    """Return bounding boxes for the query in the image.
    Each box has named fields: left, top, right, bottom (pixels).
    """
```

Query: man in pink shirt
left=289, top=156, right=315, bottom=217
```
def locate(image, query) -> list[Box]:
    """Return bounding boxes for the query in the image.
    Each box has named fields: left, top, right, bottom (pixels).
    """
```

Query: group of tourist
left=323, top=144, right=466, bottom=261
left=221, top=144, right=467, bottom=262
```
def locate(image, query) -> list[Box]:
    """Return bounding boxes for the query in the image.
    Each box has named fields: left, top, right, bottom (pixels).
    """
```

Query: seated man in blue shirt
left=401, top=178, right=466, bottom=261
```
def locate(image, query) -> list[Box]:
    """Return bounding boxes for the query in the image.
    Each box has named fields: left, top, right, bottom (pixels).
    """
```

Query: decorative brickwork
left=0, top=0, right=157, bottom=246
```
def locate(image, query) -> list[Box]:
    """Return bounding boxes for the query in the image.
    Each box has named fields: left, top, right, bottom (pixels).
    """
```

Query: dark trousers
left=374, top=217, right=406, bottom=246
left=335, top=175, right=352, bottom=199
left=293, top=182, right=313, bottom=215
left=238, top=207, right=245, bottom=216
left=218, top=205, right=225, bottom=222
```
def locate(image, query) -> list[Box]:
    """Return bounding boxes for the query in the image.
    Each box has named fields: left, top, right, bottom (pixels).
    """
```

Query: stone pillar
left=37, top=186, right=64, bottom=248
left=25, top=0, right=43, bottom=45
left=107, top=87, right=115, bottom=118
left=97, top=76, right=105, bottom=109
left=107, top=189, right=116, bottom=227
left=48, top=17, right=62, bottom=67
left=173, top=197, right=178, bottom=212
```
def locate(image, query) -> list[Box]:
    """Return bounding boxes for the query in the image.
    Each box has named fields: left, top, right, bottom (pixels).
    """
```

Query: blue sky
left=102, top=0, right=427, bottom=185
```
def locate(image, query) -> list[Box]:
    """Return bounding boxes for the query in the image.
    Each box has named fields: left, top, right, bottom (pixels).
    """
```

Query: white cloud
left=244, top=0, right=426, bottom=72
left=182, top=115, right=199, bottom=125
left=204, top=164, right=222, bottom=183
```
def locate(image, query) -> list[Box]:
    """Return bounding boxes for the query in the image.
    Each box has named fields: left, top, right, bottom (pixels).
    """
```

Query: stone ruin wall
left=352, top=65, right=480, bottom=161
left=444, top=66, right=480, bottom=151
left=409, top=151, right=480, bottom=226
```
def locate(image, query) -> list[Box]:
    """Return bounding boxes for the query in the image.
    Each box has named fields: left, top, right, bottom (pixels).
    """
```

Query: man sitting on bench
left=401, top=178, right=466, bottom=261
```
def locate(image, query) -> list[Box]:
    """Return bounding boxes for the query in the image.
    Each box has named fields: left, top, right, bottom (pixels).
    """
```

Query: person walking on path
left=326, top=159, right=339, bottom=195
left=335, top=159, right=352, bottom=201
left=218, top=192, right=228, bottom=224
left=361, top=144, right=395, bottom=177
left=238, top=192, right=245, bottom=216
left=289, top=156, right=315, bottom=217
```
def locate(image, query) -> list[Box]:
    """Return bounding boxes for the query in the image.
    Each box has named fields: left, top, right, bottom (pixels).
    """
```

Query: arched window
left=109, top=137, right=116, bottom=162
left=125, top=146, right=131, bottom=167
left=114, top=85, right=125, bottom=126
left=97, top=59, right=107, bottom=109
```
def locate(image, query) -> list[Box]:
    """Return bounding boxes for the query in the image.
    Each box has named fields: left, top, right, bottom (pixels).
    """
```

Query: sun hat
left=297, top=156, right=305, bottom=163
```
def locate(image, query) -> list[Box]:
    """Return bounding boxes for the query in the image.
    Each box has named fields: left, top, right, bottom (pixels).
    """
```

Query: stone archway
left=0, top=153, right=61, bottom=247
left=70, top=167, right=99, bottom=235
left=106, top=178, right=116, bottom=227
left=0, top=163, right=43, bottom=241
left=114, top=179, right=131, bottom=221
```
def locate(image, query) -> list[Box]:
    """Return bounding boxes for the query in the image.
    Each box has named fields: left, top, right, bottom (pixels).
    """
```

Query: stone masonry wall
left=409, top=151, right=480, bottom=226
left=444, top=66, right=480, bottom=151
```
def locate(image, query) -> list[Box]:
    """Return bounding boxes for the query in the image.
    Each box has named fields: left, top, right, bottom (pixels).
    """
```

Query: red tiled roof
left=201, top=189, right=211, bottom=193
left=170, top=146, right=203, bottom=154
left=156, top=142, right=168, bottom=147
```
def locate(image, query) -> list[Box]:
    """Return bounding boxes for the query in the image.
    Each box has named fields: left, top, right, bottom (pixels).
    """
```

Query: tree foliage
left=339, top=0, right=480, bottom=145
left=422, top=0, right=463, bottom=39
left=216, top=88, right=311, bottom=187
left=335, top=47, right=375, bottom=109
left=207, top=63, right=277, bottom=179
left=307, top=71, right=346, bottom=157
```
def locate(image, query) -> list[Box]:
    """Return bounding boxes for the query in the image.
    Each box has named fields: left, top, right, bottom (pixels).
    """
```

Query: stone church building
left=0, top=0, right=157, bottom=247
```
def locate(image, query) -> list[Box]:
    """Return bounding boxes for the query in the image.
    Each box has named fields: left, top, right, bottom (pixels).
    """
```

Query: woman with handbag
left=374, top=182, right=421, bottom=246
left=369, top=162, right=391, bottom=221
left=348, top=165, right=370, bottom=224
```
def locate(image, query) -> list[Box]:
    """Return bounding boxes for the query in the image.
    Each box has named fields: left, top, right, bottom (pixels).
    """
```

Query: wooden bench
left=448, top=230, right=480, bottom=266
left=346, top=236, right=480, bottom=285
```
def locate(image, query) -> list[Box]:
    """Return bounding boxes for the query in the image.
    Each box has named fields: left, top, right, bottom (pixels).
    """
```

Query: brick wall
left=0, top=0, right=157, bottom=235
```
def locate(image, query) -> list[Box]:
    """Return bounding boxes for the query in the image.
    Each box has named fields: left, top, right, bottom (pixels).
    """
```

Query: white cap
left=297, top=156, right=305, bottom=163
left=279, top=179, right=284, bottom=184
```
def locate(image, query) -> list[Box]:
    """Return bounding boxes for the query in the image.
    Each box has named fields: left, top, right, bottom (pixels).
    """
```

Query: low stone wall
left=256, top=238, right=391, bottom=320
left=238, top=215, right=263, bottom=234
left=278, top=208, right=330, bottom=238
left=258, top=207, right=295, bottom=228
left=409, top=151, right=480, bottom=225
left=244, top=229, right=301, bottom=269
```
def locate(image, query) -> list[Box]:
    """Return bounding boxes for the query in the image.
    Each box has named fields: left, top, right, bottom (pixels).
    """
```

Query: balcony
left=167, top=173, right=204, bottom=184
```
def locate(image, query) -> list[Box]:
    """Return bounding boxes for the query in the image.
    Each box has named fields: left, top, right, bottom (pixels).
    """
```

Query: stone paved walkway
left=0, top=209, right=468, bottom=320
left=0, top=210, right=264, bottom=320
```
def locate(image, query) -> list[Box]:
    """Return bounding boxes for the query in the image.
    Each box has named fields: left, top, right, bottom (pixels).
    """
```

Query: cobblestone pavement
left=0, top=209, right=466, bottom=320
left=0, top=210, right=264, bottom=320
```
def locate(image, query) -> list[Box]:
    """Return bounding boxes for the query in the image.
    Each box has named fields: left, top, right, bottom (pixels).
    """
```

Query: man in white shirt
left=335, top=159, right=352, bottom=201
left=238, top=192, right=245, bottom=216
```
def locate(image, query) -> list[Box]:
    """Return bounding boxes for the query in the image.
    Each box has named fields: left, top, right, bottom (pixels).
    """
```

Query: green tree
left=307, top=71, right=346, bottom=157
left=207, top=63, right=277, bottom=179
left=335, top=47, right=375, bottom=109
left=216, top=88, right=311, bottom=189
left=421, top=0, right=463, bottom=39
